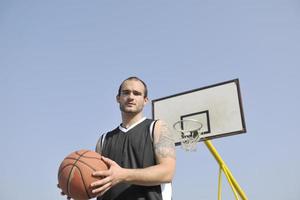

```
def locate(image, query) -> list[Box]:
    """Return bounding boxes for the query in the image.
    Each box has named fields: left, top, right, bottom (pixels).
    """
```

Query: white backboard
left=152, top=79, right=246, bottom=145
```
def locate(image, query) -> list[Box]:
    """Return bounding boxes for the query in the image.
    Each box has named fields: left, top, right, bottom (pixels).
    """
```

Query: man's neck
left=121, top=112, right=144, bottom=129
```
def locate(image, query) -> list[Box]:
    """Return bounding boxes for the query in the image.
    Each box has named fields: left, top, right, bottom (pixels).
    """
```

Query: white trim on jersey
left=118, top=117, right=147, bottom=133
left=161, top=183, right=172, bottom=200
left=149, top=120, right=156, bottom=141
left=100, top=132, right=107, bottom=149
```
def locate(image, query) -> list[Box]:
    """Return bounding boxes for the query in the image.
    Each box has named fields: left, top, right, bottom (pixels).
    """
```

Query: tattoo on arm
left=154, top=123, right=176, bottom=159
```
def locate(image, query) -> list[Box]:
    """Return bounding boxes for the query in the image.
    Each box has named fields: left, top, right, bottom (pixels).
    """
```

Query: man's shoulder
left=151, top=119, right=167, bottom=127
left=145, top=118, right=155, bottom=123
left=106, top=126, right=120, bottom=135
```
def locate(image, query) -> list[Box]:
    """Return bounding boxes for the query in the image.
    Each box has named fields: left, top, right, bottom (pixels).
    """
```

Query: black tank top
left=96, top=118, right=169, bottom=200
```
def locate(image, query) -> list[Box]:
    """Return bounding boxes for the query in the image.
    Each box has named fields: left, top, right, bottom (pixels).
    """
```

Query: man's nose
left=128, top=92, right=135, bottom=99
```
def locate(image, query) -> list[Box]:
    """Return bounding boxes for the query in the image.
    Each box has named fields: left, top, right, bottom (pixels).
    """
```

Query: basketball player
left=91, top=77, right=176, bottom=200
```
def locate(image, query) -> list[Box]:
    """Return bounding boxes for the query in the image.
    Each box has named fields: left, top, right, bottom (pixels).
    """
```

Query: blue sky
left=1, top=0, right=300, bottom=199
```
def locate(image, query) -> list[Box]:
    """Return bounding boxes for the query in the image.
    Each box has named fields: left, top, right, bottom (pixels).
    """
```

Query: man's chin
left=120, top=105, right=143, bottom=114
left=121, top=108, right=137, bottom=113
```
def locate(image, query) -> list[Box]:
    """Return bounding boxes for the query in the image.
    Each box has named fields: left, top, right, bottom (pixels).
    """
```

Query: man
left=92, top=76, right=176, bottom=200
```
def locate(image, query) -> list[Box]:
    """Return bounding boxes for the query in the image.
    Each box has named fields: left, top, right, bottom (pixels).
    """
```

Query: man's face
left=116, top=79, right=148, bottom=114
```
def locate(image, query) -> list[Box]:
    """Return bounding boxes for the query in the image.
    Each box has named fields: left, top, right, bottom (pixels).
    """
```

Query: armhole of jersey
left=149, top=120, right=159, bottom=141
left=95, top=133, right=107, bottom=154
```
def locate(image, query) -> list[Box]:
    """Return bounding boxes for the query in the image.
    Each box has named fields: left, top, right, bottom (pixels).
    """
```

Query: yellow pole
left=218, top=167, right=222, bottom=200
left=222, top=164, right=240, bottom=200
left=204, top=140, right=248, bottom=200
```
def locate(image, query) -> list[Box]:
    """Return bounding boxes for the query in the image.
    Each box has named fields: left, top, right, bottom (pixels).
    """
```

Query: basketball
left=58, top=150, right=108, bottom=199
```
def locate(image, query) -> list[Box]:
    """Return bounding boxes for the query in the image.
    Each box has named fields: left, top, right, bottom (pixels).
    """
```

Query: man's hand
left=91, top=156, right=125, bottom=197
left=57, top=183, right=72, bottom=200
left=57, top=183, right=89, bottom=200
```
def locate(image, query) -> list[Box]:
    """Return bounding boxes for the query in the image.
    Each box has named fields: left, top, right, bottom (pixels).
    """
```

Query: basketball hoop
left=173, top=119, right=204, bottom=151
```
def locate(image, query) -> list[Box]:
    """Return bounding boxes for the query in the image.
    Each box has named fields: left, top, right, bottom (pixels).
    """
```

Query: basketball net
left=173, top=119, right=204, bottom=151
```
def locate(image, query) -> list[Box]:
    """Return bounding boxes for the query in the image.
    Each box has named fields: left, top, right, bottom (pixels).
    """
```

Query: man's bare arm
left=153, top=120, right=176, bottom=159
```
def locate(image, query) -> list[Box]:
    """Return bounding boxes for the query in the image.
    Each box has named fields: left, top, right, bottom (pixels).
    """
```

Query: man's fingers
left=92, top=170, right=110, bottom=177
left=60, top=191, right=71, bottom=199
left=91, top=175, right=113, bottom=195
left=92, top=181, right=112, bottom=195
left=57, top=183, right=73, bottom=199
left=91, top=175, right=111, bottom=189
left=99, top=186, right=110, bottom=197
left=101, top=156, right=116, bottom=166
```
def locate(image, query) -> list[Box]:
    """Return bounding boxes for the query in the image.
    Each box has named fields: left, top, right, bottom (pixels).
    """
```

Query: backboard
left=152, top=79, right=246, bottom=145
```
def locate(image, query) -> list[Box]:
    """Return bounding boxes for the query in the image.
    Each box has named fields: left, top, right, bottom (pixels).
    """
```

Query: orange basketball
left=58, top=150, right=108, bottom=199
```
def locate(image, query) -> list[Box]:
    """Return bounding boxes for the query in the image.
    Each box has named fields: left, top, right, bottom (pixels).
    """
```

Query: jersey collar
left=119, top=117, right=146, bottom=133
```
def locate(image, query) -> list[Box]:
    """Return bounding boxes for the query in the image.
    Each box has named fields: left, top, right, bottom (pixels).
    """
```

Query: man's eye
left=121, top=90, right=143, bottom=96
left=133, top=91, right=142, bottom=96
left=121, top=91, right=130, bottom=95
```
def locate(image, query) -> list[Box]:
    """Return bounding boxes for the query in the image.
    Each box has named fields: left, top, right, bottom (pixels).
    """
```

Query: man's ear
left=116, top=95, right=120, bottom=103
left=144, top=97, right=149, bottom=105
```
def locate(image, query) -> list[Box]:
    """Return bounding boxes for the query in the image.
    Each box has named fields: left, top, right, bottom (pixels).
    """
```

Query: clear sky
left=1, top=0, right=300, bottom=199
